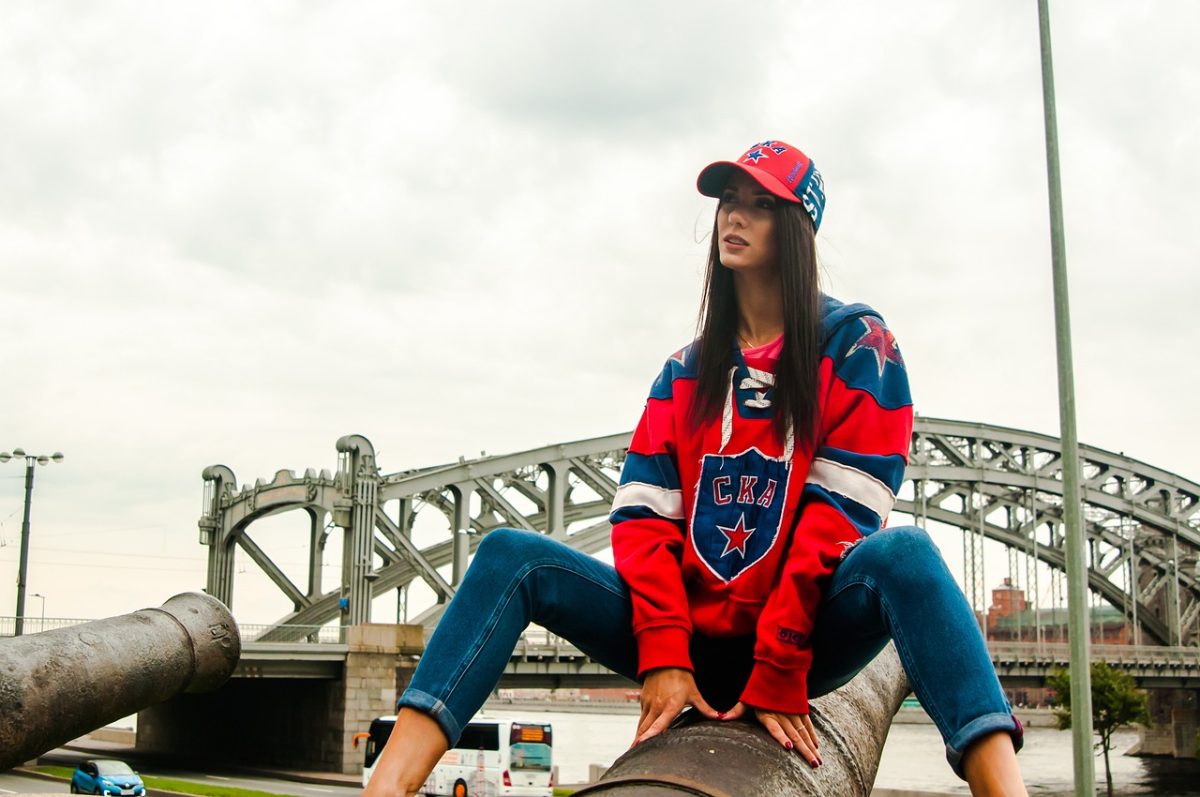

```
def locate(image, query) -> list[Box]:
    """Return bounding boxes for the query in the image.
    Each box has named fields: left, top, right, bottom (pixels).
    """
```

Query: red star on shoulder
left=716, top=514, right=756, bottom=558
left=846, top=317, right=905, bottom=378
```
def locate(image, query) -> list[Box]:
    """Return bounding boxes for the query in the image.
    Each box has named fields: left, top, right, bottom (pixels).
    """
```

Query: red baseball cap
left=697, top=140, right=826, bottom=232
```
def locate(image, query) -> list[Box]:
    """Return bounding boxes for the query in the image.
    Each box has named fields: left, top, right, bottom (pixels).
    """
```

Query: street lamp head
left=1, top=450, right=64, bottom=465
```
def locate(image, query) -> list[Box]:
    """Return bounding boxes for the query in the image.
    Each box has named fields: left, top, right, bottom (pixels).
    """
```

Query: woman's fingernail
left=784, top=741, right=793, bottom=750
left=717, top=712, right=726, bottom=720
left=810, top=757, right=819, bottom=768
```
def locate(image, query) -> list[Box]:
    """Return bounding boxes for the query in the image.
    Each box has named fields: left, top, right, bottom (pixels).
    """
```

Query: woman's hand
left=722, top=702, right=821, bottom=767
left=633, top=667, right=720, bottom=746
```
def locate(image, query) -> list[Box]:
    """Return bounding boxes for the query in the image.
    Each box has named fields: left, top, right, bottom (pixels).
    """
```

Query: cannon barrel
left=576, top=644, right=909, bottom=797
left=0, top=592, right=240, bottom=771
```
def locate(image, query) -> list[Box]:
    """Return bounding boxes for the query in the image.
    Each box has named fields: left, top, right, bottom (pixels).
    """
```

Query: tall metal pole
left=1169, top=533, right=1181, bottom=646
left=1036, top=2, right=1094, bottom=793
left=14, top=460, right=35, bottom=638
left=1031, top=486, right=1043, bottom=646
left=1130, top=532, right=1140, bottom=646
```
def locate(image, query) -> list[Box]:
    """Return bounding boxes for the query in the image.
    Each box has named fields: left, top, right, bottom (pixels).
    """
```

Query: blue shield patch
left=690, top=448, right=791, bottom=582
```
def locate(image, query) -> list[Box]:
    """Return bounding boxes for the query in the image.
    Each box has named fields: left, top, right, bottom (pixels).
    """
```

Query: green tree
left=1047, top=662, right=1151, bottom=797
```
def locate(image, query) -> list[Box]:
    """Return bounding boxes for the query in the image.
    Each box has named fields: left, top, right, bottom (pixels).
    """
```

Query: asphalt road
left=0, top=769, right=68, bottom=794
left=1, top=750, right=361, bottom=797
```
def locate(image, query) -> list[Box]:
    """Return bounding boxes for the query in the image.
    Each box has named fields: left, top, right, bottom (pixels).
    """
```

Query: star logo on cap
left=846, top=317, right=905, bottom=378
left=743, top=149, right=768, bottom=164
left=717, top=514, right=756, bottom=558
left=751, top=140, right=788, bottom=156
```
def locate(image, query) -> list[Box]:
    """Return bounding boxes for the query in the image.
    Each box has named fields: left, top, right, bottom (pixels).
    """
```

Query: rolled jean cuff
left=397, top=687, right=462, bottom=747
left=945, top=713, right=1024, bottom=779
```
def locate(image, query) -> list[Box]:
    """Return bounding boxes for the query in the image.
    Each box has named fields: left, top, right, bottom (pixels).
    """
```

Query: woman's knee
left=470, top=528, right=571, bottom=581
left=473, top=528, right=547, bottom=568
left=849, top=526, right=948, bottom=590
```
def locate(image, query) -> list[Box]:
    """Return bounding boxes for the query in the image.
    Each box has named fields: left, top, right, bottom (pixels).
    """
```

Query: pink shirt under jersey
left=740, top=334, right=784, bottom=361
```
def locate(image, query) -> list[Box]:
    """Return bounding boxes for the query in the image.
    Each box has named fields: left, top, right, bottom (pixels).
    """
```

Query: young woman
left=363, top=141, right=1027, bottom=797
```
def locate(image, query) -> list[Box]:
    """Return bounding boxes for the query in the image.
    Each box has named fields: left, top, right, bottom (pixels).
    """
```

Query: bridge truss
left=199, top=418, right=1200, bottom=646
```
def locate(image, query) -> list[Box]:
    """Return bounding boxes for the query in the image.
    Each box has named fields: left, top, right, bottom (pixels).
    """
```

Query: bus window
left=509, top=723, right=552, bottom=771
left=364, top=718, right=394, bottom=770
left=510, top=742, right=552, bottom=771
left=457, top=723, right=500, bottom=751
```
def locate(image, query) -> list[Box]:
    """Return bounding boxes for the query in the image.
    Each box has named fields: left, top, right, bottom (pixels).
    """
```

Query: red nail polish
left=717, top=712, right=726, bottom=720
left=784, top=741, right=793, bottom=750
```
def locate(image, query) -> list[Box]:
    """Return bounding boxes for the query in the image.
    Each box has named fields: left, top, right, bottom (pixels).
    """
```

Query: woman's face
left=716, top=170, right=778, bottom=273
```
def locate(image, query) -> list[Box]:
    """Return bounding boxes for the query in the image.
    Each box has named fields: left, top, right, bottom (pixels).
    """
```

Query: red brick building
left=984, top=578, right=1131, bottom=645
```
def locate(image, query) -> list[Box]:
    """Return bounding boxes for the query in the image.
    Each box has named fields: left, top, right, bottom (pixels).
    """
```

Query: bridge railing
left=0, top=616, right=95, bottom=637
left=505, top=636, right=1200, bottom=669
left=511, top=625, right=581, bottom=658
left=988, top=640, right=1200, bottom=668
left=0, top=617, right=350, bottom=644
left=509, top=636, right=1200, bottom=667
left=238, top=623, right=348, bottom=643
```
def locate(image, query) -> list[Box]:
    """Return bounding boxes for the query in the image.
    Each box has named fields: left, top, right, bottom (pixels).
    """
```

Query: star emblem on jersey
left=691, top=449, right=788, bottom=582
left=846, top=317, right=905, bottom=378
left=717, top=514, right=756, bottom=558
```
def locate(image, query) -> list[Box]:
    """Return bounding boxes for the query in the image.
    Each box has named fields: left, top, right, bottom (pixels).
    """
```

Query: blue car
left=70, top=759, right=146, bottom=796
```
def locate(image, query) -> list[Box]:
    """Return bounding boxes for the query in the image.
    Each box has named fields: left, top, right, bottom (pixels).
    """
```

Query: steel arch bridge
left=198, top=418, right=1200, bottom=647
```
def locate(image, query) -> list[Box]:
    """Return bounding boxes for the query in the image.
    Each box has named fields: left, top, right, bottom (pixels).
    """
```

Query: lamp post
left=1034, top=2, right=1093, bottom=793
left=0, top=448, right=64, bottom=636
left=30, top=592, right=45, bottom=633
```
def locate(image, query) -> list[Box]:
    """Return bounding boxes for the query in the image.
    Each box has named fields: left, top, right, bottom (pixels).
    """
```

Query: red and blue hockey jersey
left=609, top=295, right=913, bottom=714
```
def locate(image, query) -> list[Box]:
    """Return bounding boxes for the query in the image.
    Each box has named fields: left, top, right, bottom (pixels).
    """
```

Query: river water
left=481, top=709, right=1200, bottom=795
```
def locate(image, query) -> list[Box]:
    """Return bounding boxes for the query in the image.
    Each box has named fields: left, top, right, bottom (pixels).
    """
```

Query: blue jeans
left=397, top=526, right=1022, bottom=777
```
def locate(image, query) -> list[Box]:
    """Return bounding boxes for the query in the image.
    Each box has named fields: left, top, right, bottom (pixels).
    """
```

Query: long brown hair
left=690, top=201, right=822, bottom=446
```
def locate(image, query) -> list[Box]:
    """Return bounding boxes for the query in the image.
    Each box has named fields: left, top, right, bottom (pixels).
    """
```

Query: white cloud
left=1, top=0, right=1197, bottom=625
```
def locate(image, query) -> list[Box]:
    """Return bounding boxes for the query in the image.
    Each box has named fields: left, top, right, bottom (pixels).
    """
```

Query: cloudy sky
left=2, top=1, right=1198, bottom=629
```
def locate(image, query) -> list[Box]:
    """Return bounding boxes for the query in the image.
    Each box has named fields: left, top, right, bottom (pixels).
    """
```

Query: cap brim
left=696, top=161, right=800, bottom=203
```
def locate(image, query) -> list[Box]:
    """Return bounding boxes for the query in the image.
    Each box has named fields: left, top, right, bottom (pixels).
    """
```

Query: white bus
left=355, top=715, right=554, bottom=797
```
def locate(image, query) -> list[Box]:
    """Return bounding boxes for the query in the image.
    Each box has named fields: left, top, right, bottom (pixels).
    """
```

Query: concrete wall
left=136, top=624, right=422, bottom=773
left=332, top=624, right=423, bottom=773
left=1137, top=688, right=1199, bottom=758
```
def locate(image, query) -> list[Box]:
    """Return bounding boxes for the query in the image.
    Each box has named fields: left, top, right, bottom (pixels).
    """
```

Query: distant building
left=983, top=578, right=1132, bottom=707
left=984, top=577, right=1131, bottom=645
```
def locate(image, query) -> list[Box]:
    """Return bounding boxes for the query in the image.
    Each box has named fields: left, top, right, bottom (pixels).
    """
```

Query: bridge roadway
left=235, top=629, right=1200, bottom=690
left=8, top=618, right=1197, bottom=688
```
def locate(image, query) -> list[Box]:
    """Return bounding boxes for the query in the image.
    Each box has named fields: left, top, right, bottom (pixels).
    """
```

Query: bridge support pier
left=137, top=624, right=423, bottom=773
left=1136, top=688, right=1199, bottom=759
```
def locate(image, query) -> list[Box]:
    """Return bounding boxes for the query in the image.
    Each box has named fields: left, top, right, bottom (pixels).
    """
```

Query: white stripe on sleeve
left=805, top=457, right=896, bottom=520
left=611, top=482, right=685, bottom=520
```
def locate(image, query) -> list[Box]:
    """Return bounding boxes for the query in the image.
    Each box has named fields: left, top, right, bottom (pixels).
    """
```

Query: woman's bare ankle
left=362, top=708, right=449, bottom=797
left=961, top=730, right=1027, bottom=797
